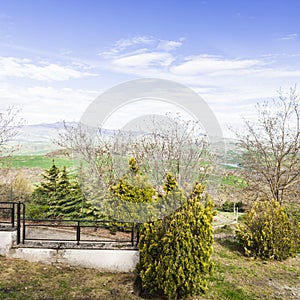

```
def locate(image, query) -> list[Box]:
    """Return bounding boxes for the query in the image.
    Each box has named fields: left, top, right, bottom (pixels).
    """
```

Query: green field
left=3, top=155, right=75, bottom=170
left=221, top=174, right=246, bottom=188
left=2, top=155, right=245, bottom=188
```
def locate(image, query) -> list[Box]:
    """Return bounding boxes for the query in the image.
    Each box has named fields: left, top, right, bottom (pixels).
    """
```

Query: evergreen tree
left=236, top=199, right=297, bottom=260
left=30, top=162, right=101, bottom=220
left=137, top=182, right=215, bottom=299
left=32, top=160, right=60, bottom=205
left=110, top=157, right=156, bottom=204
left=102, top=157, right=158, bottom=222
left=51, top=167, right=81, bottom=219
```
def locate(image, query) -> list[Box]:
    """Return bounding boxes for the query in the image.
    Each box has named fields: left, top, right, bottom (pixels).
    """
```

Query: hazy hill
left=10, top=122, right=70, bottom=155
left=9, top=122, right=241, bottom=166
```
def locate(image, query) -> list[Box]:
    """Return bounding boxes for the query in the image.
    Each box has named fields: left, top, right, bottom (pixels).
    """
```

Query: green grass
left=3, top=155, right=75, bottom=170
left=221, top=174, right=246, bottom=188
left=2, top=154, right=247, bottom=189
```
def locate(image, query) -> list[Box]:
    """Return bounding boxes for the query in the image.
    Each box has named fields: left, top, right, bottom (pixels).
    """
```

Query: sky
left=1, top=0, right=300, bottom=137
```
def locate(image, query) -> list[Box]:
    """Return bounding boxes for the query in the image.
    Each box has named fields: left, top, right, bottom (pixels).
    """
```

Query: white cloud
left=0, top=56, right=97, bottom=81
left=115, top=36, right=154, bottom=49
left=0, top=84, right=100, bottom=124
left=157, top=40, right=183, bottom=51
left=2, top=35, right=300, bottom=137
left=99, top=36, right=184, bottom=60
left=99, top=36, right=154, bottom=58
left=279, top=33, right=298, bottom=41
left=171, top=55, right=261, bottom=75
left=113, top=52, right=174, bottom=68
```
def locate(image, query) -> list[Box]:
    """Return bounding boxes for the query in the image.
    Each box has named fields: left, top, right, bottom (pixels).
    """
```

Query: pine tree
left=30, top=162, right=101, bottom=220
left=32, top=160, right=60, bottom=205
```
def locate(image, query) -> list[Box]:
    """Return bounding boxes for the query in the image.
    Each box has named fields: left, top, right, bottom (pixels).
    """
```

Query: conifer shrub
left=29, top=161, right=101, bottom=220
left=104, top=157, right=158, bottom=222
left=137, top=182, right=215, bottom=299
left=235, top=199, right=296, bottom=260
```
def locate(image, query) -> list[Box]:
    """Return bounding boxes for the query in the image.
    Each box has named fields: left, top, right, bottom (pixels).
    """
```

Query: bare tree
left=129, top=114, right=211, bottom=193
left=57, top=114, right=214, bottom=195
left=56, top=114, right=223, bottom=221
left=0, top=107, right=23, bottom=200
left=0, top=107, right=21, bottom=157
left=235, top=87, right=300, bottom=204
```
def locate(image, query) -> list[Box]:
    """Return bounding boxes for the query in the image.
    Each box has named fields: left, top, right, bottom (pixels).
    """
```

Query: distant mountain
left=10, top=122, right=75, bottom=155
left=9, top=122, right=241, bottom=162
left=9, top=122, right=120, bottom=155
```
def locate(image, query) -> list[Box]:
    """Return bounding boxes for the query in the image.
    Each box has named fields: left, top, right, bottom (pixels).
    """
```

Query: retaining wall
left=0, top=229, right=139, bottom=272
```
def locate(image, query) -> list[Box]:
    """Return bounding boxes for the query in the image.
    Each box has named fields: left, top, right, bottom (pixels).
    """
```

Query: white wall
left=0, top=230, right=16, bottom=255
left=10, top=247, right=139, bottom=272
left=0, top=229, right=139, bottom=272
left=61, top=249, right=139, bottom=272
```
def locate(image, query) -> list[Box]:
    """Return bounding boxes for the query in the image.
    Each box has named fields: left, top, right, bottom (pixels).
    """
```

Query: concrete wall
left=0, top=230, right=16, bottom=256
left=0, top=229, right=139, bottom=272
left=61, top=249, right=139, bottom=272
left=10, top=248, right=139, bottom=272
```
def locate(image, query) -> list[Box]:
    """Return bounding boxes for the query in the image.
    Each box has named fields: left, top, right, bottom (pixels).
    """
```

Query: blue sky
left=1, top=0, right=300, bottom=137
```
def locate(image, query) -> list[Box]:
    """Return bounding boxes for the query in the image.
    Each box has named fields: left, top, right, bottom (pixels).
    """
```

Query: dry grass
left=1, top=226, right=299, bottom=300
left=0, top=256, right=140, bottom=300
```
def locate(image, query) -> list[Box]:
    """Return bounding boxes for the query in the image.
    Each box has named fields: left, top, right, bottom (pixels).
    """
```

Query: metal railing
left=0, top=201, right=140, bottom=247
left=23, top=218, right=140, bottom=247
left=0, top=201, right=24, bottom=244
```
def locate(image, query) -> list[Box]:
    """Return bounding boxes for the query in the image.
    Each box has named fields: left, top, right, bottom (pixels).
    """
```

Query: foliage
left=103, top=157, right=158, bottom=222
left=163, top=172, right=178, bottom=193
left=0, top=171, right=32, bottom=202
left=137, top=182, right=215, bottom=299
left=11, top=171, right=33, bottom=199
left=222, top=200, right=245, bottom=212
left=286, top=205, right=300, bottom=253
left=30, top=161, right=100, bottom=219
left=58, top=115, right=212, bottom=201
left=109, top=157, right=156, bottom=204
left=236, top=199, right=296, bottom=260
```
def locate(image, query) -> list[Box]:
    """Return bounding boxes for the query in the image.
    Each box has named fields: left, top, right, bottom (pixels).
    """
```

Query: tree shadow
left=215, top=236, right=245, bottom=256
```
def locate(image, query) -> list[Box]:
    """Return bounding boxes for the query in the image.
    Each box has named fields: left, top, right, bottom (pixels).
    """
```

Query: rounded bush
left=236, top=199, right=296, bottom=260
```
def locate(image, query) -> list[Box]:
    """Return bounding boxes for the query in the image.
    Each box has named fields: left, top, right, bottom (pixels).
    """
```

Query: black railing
left=23, top=218, right=140, bottom=247
left=0, top=201, right=24, bottom=244
left=0, top=201, right=140, bottom=248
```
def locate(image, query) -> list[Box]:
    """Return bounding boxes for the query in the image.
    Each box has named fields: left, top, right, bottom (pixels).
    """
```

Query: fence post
left=76, top=221, right=81, bottom=245
left=22, top=203, right=26, bottom=244
left=16, top=201, right=21, bottom=244
left=131, top=224, right=134, bottom=247
left=136, top=224, right=140, bottom=247
left=11, top=202, right=15, bottom=227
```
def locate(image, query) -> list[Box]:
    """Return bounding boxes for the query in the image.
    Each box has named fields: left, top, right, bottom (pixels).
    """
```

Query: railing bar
left=16, top=202, right=21, bottom=244
left=22, top=203, right=25, bottom=244
left=11, top=203, right=15, bottom=227
left=76, top=221, right=80, bottom=245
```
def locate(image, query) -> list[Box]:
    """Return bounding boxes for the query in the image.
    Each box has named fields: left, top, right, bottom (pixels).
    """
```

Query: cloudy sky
left=1, top=0, right=300, bottom=137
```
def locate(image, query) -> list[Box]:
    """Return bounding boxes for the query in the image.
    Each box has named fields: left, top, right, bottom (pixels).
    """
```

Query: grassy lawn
left=0, top=227, right=299, bottom=300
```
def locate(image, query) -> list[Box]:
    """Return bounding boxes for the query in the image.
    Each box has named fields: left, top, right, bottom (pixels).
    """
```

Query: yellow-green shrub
left=137, top=182, right=214, bottom=299
left=236, top=199, right=296, bottom=260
